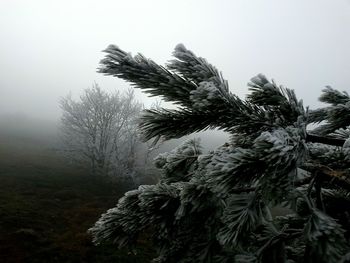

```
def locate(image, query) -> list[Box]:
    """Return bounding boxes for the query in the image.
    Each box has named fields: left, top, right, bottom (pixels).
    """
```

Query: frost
left=332, top=126, right=350, bottom=139
left=189, top=81, right=220, bottom=108
left=153, top=138, right=202, bottom=182
left=344, top=138, right=350, bottom=161
left=91, top=44, right=350, bottom=263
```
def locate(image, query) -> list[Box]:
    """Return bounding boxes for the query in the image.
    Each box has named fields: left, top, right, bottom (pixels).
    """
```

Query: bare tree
left=59, top=83, right=143, bottom=177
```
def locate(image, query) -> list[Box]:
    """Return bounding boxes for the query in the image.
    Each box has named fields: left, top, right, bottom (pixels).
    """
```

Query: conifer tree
left=89, top=44, right=350, bottom=263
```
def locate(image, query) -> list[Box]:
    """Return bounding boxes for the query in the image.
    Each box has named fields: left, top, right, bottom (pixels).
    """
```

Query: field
left=0, top=130, right=154, bottom=263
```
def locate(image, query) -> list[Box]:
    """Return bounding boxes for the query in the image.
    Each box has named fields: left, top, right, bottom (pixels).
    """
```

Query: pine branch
left=247, top=74, right=305, bottom=126
left=308, top=87, right=350, bottom=135
left=98, top=45, right=197, bottom=107
left=308, top=108, right=329, bottom=123
left=217, top=192, right=269, bottom=247
left=139, top=108, right=218, bottom=140
left=231, top=177, right=313, bottom=194
left=319, top=86, right=349, bottom=106
left=167, top=44, right=229, bottom=91
left=315, top=175, right=325, bottom=211
left=304, top=209, right=347, bottom=263
left=92, top=44, right=350, bottom=262
left=101, top=45, right=306, bottom=142
left=308, top=142, right=350, bottom=170
left=138, top=101, right=274, bottom=141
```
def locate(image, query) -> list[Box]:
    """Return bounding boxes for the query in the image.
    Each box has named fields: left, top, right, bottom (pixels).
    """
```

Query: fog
left=0, top=0, right=349, bottom=151
left=1, top=0, right=350, bottom=123
left=2, top=1, right=350, bottom=261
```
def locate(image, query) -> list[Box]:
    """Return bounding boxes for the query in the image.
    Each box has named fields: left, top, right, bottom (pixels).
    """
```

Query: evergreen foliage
left=89, top=44, right=350, bottom=262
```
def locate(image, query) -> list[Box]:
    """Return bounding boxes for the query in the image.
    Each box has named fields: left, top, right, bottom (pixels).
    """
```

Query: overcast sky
left=1, top=0, right=350, bottom=121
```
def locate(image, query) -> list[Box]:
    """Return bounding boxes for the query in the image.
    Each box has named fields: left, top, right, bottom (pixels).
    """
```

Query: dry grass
left=0, top=132, right=154, bottom=263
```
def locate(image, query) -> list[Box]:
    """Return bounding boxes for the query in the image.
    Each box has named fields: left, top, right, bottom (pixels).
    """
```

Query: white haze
left=0, top=0, right=350, bottom=122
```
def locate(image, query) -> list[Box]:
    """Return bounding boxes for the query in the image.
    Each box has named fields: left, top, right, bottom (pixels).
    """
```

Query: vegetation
left=90, top=44, right=350, bottom=263
left=60, top=84, right=143, bottom=178
left=0, top=130, right=154, bottom=263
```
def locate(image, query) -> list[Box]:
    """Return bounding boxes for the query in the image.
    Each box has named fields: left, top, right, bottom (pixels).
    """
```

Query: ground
left=0, top=131, right=154, bottom=263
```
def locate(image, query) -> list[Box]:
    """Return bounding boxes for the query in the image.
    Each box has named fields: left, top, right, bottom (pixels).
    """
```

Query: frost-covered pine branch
left=89, top=44, right=350, bottom=263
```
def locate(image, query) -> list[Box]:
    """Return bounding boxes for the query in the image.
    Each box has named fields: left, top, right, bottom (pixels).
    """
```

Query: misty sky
left=1, top=0, right=350, bottom=121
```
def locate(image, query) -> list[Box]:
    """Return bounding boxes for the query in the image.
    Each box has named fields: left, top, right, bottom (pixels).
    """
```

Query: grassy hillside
left=0, top=131, right=154, bottom=263
left=0, top=115, right=230, bottom=262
